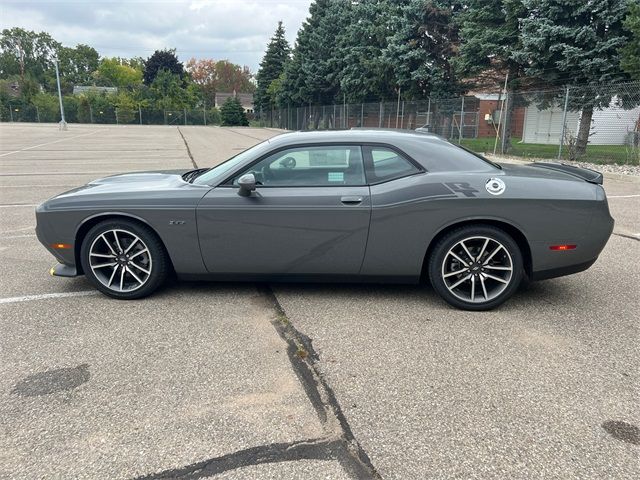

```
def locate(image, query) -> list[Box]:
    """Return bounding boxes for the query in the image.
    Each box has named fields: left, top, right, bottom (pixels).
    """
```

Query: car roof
left=265, top=129, right=450, bottom=148
left=256, top=128, right=499, bottom=173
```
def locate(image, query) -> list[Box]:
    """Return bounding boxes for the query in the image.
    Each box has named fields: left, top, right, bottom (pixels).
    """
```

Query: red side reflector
left=549, top=244, right=576, bottom=251
left=51, top=243, right=72, bottom=249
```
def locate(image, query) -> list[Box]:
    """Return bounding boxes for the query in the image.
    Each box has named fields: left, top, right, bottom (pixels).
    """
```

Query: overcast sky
left=1, top=0, right=313, bottom=72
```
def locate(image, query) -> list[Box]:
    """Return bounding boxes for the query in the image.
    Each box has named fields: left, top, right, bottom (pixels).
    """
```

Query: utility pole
left=343, top=93, right=346, bottom=129
left=558, top=86, right=570, bottom=160
left=395, top=87, right=401, bottom=129
left=458, top=96, right=465, bottom=143
left=54, top=57, right=67, bottom=130
left=493, top=73, right=509, bottom=155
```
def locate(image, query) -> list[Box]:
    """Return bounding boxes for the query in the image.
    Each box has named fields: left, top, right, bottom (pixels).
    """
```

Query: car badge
left=486, top=178, right=506, bottom=195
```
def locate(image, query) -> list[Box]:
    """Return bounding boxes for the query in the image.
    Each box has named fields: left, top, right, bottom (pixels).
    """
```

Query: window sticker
left=328, top=172, right=344, bottom=182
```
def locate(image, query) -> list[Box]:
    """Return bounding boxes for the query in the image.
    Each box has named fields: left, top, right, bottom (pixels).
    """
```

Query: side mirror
left=237, top=173, right=257, bottom=196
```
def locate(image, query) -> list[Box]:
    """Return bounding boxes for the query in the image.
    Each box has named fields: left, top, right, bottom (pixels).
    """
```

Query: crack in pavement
left=224, top=128, right=271, bottom=142
left=135, top=438, right=342, bottom=479
left=177, top=127, right=198, bottom=169
left=134, top=285, right=380, bottom=479
left=613, top=232, right=640, bottom=242
left=260, top=286, right=380, bottom=479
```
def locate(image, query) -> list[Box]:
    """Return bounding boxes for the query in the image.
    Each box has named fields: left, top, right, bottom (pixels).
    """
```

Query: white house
left=522, top=98, right=640, bottom=145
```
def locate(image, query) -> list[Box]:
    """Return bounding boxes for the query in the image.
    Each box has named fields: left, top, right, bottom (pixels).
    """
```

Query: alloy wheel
left=88, top=229, right=152, bottom=292
left=441, top=236, right=513, bottom=303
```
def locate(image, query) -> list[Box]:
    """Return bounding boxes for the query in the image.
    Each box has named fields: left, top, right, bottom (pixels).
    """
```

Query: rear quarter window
left=367, top=147, right=421, bottom=183
left=399, top=138, right=499, bottom=173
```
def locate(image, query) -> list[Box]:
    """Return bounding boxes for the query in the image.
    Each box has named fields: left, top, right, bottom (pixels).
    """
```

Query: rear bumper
left=529, top=201, right=613, bottom=281
left=530, top=258, right=597, bottom=281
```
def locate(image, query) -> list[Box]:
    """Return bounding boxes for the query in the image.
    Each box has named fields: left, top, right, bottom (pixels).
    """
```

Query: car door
left=196, top=144, right=371, bottom=276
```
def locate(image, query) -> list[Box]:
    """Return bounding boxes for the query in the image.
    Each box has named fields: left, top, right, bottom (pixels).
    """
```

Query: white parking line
left=1, top=234, right=36, bottom=239
left=0, top=204, right=38, bottom=208
left=0, top=290, right=97, bottom=304
left=0, top=130, right=101, bottom=158
left=2, top=185, right=77, bottom=188
left=608, top=194, right=640, bottom=198
left=3, top=226, right=34, bottom=232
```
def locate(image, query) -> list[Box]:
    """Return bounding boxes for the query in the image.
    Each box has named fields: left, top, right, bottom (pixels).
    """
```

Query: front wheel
left=80, top=219, right=168, bottom=299
left=428, top=226, right=523, bottom=311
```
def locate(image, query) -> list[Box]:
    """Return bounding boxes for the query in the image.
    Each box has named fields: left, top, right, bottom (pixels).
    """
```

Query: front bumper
left=36, top=203, right=77, bottom=266
left=49, top=263, right=79, bottom=277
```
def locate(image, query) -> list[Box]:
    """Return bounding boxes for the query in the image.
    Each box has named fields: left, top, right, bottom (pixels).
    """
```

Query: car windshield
left=192, top=140, right=272, bottom=185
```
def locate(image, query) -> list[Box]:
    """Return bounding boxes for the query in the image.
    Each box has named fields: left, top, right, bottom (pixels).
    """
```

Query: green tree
left=80, top=91, right=116, bottom=123
left=150, top=69, right=190, bottom=109
left=455, top=0, right=528, bottom=149
left=94, top=57, right=143, bottom=88
left=621, top=2, right=640, bottom=79
left=513, top=0, right=633, bottom=155
left=255, top=21, right=291, bottom=113
left=266, top=73, right=285, bottom=107
left=337, top=0, right=398, bottom=102
left=57, top=44, right=100, bottom=87
left=455, top=0, right=526, bottom=83
left=30, top=91, right=59, bottom=121
left=0, top=28, right=60, bottom=85
left=280, top=0, right=353, bottom=108
left=386, top=0, right=465, bottom=99
left=220, top=95, right=248, bottom=126
left=143, top=49, right=183, bottom=85
left=113, top=91, right=138, bottom=123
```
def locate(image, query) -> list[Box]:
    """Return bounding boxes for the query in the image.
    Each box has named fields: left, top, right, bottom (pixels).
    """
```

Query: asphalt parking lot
left=1, top=123, right=638, bottom=479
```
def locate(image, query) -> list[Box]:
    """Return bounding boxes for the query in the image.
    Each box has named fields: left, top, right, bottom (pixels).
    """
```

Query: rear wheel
left=428, top=225, right=523, bottom=310
left=80, top=219, right=168, bottom=299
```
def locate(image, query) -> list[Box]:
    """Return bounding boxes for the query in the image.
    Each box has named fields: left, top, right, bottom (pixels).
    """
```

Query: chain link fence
left=0, top=103, right=222, bottom=126
left=2, top=81, right=639, bottom=164
left=257, top=81, right=640, bottom=165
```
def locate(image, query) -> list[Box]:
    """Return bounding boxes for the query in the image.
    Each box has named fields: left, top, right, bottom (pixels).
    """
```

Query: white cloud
left=0, top=0, right=312, bottom=72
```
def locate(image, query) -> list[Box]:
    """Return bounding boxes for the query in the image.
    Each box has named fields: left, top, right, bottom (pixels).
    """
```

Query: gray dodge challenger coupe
left=36, top=130, right=614, bottom=310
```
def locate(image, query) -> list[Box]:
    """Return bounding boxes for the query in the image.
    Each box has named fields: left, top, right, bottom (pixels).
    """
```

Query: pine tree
left=455, top=0, right=527, bottom=150
left=621, top=2, right=640, bottom=80
left=220, top=96, right=249, bottom=126
left=280, top=0, right=353, bottom=108
left=513, top=0, right=633, bottom=155
left=455, top=0, right=526, bottom=85
left=254, top=22, right=290, bottom=114
left=385, top=0, right=465, bottom=99
left=337, top=0, right=400, bottom=102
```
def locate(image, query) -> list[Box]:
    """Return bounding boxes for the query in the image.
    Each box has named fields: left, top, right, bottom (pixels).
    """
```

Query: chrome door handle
left=340, top=196, right=363, bottom=205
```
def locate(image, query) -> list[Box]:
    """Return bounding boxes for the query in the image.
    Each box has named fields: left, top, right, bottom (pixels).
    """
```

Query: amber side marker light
left=51, top=243, right=72, bottom=249
left=549, top=244, right=576, bottom=251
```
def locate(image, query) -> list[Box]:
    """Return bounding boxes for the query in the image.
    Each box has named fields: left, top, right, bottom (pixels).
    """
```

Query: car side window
left=367, top=147, right=420, bottom=183
left=234, top=145, right=366, bottom=187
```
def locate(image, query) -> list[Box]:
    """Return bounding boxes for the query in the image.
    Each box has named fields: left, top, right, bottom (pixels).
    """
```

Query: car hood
left=38, top=169, right=210, bottom=211
left=89, top=169, right=189, bottom=186
left=54, top=170, right=192, bottom=198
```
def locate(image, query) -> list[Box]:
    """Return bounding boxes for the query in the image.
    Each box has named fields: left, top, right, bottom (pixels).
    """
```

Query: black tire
left=428, top=225, right=523, bottom=311
left=80, top=219, right=169, bottom=300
